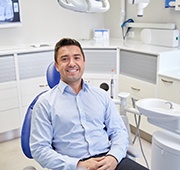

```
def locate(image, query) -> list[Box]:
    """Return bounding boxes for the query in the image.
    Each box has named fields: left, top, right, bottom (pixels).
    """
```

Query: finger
left=96, top=164, right=108, bottom=170
left=92, top=156, right=105, bottom=162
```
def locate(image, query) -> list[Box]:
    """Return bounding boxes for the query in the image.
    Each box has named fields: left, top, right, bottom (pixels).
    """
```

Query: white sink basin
left=136, top=98, right=180, bottom=134
left=136, top=98, right=180, bottom=120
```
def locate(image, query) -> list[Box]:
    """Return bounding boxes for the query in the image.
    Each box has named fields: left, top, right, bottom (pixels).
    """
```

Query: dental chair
left=21, top=62, right=60, bottom=159
left=21, top=62, right=138, bottom=168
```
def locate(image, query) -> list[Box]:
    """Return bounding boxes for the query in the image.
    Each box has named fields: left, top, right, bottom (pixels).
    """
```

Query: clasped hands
left=77, top=155, right=118, bottom=170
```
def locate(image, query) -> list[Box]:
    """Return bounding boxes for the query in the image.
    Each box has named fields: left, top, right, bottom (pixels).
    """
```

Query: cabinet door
left=18, top=50, right=54, bottom=79
left=119, top=75, right=156, bottom=103
left=158, top=76, right=180, bottom=104
left=119, top=75, right=157, bottom=135
left=0, top=55, right=20, bottom=133
left=83, top=49, right=117, bottom=74
left=0, top=83, right=20, bottom=133
left=120, top=50, right=157, bottom=84
left=20, top=77, right=49, bottom=119
left=0, top=55, right=16, bottom=83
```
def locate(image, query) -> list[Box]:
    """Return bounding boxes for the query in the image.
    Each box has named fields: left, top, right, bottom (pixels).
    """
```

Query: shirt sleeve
left=30, top=96, right=79, bottom=170
left=104, top=96, right=129, bottom=163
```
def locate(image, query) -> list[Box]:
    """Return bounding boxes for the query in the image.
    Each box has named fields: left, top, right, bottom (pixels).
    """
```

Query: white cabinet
left=18, top=50, right=54, bottom=119
left=0, top=50, right=54, bottom=135
left=20, top=77, right=49, bottom=119
left=0, top=83, right=20, bottom=133
left=119, top=75, right=156, bottom=102
left=119, top=75, right=157, bottom=135
left=83, top=48, right=118, bottom=98
left=158, top=75, right=180, bottom=104
left=18, top=51, right=54, bottom=79
left=119, top=49, right=158, bottom=135
left=83, top=48, right=117, bottom=74
left=0, top=55, right=20, bottom=133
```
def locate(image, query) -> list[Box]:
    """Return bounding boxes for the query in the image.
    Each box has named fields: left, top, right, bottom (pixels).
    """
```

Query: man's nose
left=69, top=58, right=75, bottom=65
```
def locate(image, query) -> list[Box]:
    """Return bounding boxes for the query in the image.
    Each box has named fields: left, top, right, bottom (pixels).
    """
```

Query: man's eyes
left=74, top=56, right=80, bottom=60
left=61, top=56, right=81, bottom=61
left=61, top=57, right=68, bottom=61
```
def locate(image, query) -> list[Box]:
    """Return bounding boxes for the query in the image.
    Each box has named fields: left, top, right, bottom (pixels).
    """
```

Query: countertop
left=0, top=39, right=179, bottom=55
left=80, top=39, right=179, bottom=54
left=159, top=69, right=180, bottom=81
left=1, top=38, right=180, bottom=80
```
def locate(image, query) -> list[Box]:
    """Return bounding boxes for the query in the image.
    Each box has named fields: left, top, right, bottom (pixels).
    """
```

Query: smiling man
left=54, top=41, right=85, bottom=94
left=30, top=38, right=149, bottom=170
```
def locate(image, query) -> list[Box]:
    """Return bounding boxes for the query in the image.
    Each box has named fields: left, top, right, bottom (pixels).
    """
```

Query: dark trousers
left=116, top=157, right=149, bottom=170
left=82, top=153, right=149, bottom=170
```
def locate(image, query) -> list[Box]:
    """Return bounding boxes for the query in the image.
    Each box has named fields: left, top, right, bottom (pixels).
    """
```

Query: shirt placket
left=75, top=94, right=94, bottom=155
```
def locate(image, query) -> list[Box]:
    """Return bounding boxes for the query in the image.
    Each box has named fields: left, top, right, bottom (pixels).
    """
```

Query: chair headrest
left=46, top=62, right=61, bottom=88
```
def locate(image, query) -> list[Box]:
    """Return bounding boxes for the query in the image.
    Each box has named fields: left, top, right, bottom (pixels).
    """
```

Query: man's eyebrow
left=74, top=53, right=81, bottom=56
left=60, top=54, right=68, bottom=58
left=60, top=53, right=81, bottom=59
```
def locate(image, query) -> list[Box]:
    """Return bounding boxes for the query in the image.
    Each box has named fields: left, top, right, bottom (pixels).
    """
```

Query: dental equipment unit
left=57, top=0, right=110, bottom=13
left=114, top=92, right=149, bottom=169
left=117, top=94, right=180, bottom=170
left=128, top=0, right=150, bottom=17
left=136, top=98, right=180, bottom=170
left=57, top=0, right=150, bottom=17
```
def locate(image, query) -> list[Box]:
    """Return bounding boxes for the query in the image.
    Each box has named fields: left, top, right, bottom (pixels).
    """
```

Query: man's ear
left=54, top=62, right=59, bottom=72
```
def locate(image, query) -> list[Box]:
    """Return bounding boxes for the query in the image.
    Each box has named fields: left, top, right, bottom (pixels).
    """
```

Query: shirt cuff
left=106, top=147, right=127, bottom=163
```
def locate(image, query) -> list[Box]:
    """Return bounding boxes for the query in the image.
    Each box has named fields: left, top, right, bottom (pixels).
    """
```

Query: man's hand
left=77, top=157, right=105, bottom=170
left=77, top=155, right=118, bottom=170
left=96, top=155, right=118, bottom=170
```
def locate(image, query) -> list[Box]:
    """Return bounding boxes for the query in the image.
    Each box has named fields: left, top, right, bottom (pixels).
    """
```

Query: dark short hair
left=54, top=38, right=85, bottom=62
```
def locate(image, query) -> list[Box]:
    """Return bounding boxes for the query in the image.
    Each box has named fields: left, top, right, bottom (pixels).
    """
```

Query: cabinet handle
left=131, top=87, right=140, bottom=91
left=39, top=84, right=48, bottom=87
left=161, top=78, right=173, bottom=84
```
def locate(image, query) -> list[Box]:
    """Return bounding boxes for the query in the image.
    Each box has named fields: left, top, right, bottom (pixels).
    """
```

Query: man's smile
left=66, top=68, right=79, bottom=73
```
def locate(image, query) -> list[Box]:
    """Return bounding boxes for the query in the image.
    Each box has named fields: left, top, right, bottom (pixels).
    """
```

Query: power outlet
left=127, top=31, right=135, bottom=38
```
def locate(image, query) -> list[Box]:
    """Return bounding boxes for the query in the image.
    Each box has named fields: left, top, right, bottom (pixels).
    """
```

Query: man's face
left=55, top=45, right=85, bottom=85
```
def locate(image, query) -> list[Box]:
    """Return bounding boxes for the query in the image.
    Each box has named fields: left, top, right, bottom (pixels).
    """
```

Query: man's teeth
left=68, top=69, right=77, bottom=72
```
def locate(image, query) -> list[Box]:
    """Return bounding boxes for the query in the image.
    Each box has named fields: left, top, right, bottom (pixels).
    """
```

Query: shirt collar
left=58, top=79, right=89, bottom=94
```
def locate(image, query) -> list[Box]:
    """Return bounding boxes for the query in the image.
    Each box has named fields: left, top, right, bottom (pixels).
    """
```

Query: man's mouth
left=67, top=69, right=78, bottom=73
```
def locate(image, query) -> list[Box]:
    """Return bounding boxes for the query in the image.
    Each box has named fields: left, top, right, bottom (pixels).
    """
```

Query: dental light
left=128, top=0, right=150, bottom=17
left=57, top=0, right=110, bottom=13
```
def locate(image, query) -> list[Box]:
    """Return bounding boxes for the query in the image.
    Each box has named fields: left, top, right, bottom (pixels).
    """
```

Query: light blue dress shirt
left=30, top=80, right=129, bottom=170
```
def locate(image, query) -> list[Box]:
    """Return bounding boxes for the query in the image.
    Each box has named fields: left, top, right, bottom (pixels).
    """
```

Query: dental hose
left=131, top=97, right=149, bottom=169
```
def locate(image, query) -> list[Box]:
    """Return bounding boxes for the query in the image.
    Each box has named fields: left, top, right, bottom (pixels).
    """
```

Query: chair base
left=23, top=166, right=37, bottom=170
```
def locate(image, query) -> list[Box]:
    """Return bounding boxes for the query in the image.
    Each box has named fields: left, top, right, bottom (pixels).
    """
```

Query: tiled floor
left=0, top=135, right=151, bottom=170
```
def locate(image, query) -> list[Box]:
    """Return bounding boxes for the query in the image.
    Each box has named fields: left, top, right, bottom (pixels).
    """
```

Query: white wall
left=1, top=0, right=180, bottom=47
left=104, top=0, right=122, bottom=39
left=104, top=0, right=180, bottom=41
left=0, top=0, right=105, bottom=46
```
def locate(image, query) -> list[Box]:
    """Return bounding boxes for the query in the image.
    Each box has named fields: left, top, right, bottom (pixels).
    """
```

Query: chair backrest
left=46, top=62, right=61, bottom=88
left=21, top=62, right=60, bottom=159
left=21, top=91, right=46, bottom=158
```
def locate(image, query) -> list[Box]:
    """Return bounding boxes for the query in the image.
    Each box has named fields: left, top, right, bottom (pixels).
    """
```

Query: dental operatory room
left=1, top=0, right=180, bottom=170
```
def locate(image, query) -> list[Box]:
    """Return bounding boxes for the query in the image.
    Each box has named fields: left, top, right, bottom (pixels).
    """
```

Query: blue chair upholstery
left=46, top=62, right=61, bottom=88
left=21, top=91, right=47, bottom=158
left=21, top=62, right=60, bottom=159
